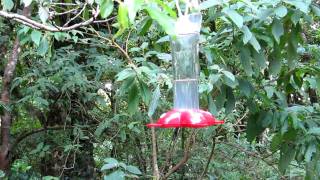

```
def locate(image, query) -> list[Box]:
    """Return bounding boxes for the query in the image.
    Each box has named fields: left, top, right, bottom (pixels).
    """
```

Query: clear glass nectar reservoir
left=146, top=13, right=224, bottom=128
left=172, top=33, right=200, bottom=110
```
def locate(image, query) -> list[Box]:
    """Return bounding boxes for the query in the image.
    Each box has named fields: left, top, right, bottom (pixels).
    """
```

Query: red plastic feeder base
left=147, top=109, right=224, bottom=128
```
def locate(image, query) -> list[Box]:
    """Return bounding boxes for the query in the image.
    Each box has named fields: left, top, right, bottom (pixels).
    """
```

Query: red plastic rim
left=147, top=109, right=224, bottom=128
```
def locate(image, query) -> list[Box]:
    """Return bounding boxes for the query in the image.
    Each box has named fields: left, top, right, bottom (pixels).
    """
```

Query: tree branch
left=11, top=126, right=74, bottom=152
left=0, top=8, right=101, bottom=32
left=163, top=130, right=197, bottom=179
left=63, top=3, right=87, bottom=27
left=0, top=6, right=31, bottom=172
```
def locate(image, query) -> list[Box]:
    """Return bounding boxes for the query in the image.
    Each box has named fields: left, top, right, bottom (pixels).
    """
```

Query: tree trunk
left=0, top=6, right=30, bottom=173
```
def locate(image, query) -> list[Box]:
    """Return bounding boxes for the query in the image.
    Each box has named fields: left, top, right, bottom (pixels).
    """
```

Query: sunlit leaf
left=223, top=8, right=243, bottom=29
left=242, top=25, right=252, bottom=44
left=240, top=47, right=253, bottom=76
left=200, top=0, right=222, bottom=10
left=272, top=19, right=284, bottom=44
left=38, top=6, right=49, bottom=23
left=31, top=30, right=42, bottom=46
left=148, top=85, right=161, bottom=117
left=126, top=165, right=142, bottom=175
left=145, top=6, right=175, bottom=35
left=2, top=0, right=14, bottom=11
left=128, top=83, right=140, bottom=114
left=100, top=0, right=113, bottom=18
left=23, top=0, right=32, bottom=7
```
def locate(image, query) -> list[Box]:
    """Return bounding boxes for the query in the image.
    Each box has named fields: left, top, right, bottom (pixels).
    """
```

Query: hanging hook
left=175, top=0, right=183, bottom=17
left=185, top=0, right=190, bottom=15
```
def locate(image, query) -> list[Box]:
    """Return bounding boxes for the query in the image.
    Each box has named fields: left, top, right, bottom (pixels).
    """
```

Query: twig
left=51, top=3, right=79, bottom=6
left=175, top=0, right=183, bottom=17
left=199, top=136, right=216, bottom=179
left=125, top=29, right=133, bottom=54
left=93, top=17, right=116, bottom=23
left=150, top=117, right=160, bottom=180
left=59, top=133, right=79, bottom=177
left=220, top=141, right=283, bottom=176
left=88, top=28, right=134, bottom=64
left=63, top=3, right=87, bottom=27
left=53, top=8, right=79, bottom=16
left=0, top=8, right=99, bottom=32
left=160, top=130, right=180, bottom=174
left=234, top=110, right=249, bottom=126
left=163, top=130, right=197, bottom=179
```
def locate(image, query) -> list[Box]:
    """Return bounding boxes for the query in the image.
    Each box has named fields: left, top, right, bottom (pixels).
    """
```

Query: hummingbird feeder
left=147, top=12, right=224, bottom=128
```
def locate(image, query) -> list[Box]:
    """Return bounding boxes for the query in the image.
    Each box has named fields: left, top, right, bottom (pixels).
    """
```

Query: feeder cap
left=147, top=109, right=224, bottom=128
left=175, top=13, right=202, bottom=35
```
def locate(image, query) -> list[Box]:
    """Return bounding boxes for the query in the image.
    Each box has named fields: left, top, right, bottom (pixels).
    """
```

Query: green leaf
left=2, top=0, right=14, bottom=11
left=284, top=0, right=310, bottom=13
left=222, top=70, right=237, bottom=88
left=42, top=176, right=59, bottom=180
left=101, top=163, right=118, bottom=170
left=118, top=162, right=127, bottom=169
left=139, top=81, right=151, bottom=104
left=115, top=3, right=129, bottom=37
left=23, top=0, right=32, bottom=7
left=104, top=170, right=125, bottom=180
left=240, top=47, right=253, bottom=76
left=305, top=144, right=316, bottom=162
left=279, top=143, right=296, bottom=174
left=156, top=35, right=170, bottom=43
left=116, top=68, right=135, bottom=81
left=291, top=10, right=302, bottom=25
left=31, top=30, right=42, bottom=46
left=252, top=50, right=267, bottom=69
left=104, top=158, right=118, bottom=164
left=148, top=85, right=161, bottom=117
left=145, top=6, right=175, bottom=35
left=99, top=0, right=113, bottom=18
left=94, top=120, right=109, bottom=137
left=127, top=0, right=144, bottom=23
left=38, top=6, right=49, bottom=23
left=138, top=18, right=153, bottom=35
left=126, top=165, right=142, bottom=175
left=275, top=5, right=288, bottom=18
left=308, top=127, right=320, bottom=135
left=272, top=19, right=284, bottom=44
left=154, top=0, right=176, bottom=18
left=249, top=35, right=261, bottom=52
left=225, top=88, right=235, bottom=114
left=238, top=79, right=253, bottom=97
left=199, top=0, right=221, bottom=10
left=0, top=170, right=5, bottom=178
left=242, top=25, right=252, bottom=44
left=208, top=95, right=217, bottom=115
left=128, top=83, right=140, bottom=114
left=209, top=74, right=221, bottom=84
left=37, top=38, right=49, bottom=56
left=270, top=133, right=282, bottom=152
left=269, top=59, right=281, bottom=76
left=222, top=71, right=235, bottom=82
left=246, top=113, right=265, bottom=142
left=223, top=8, right=243, bottom=29
left=311, top=5, right=320, bottom=17
left=264, top=86, right=275, bottom=98
left=119, top=3, right=129, bottom=28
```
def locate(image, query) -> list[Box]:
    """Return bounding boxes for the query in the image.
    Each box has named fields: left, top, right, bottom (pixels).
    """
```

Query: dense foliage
left=0, top=0, right=320, bottom=179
